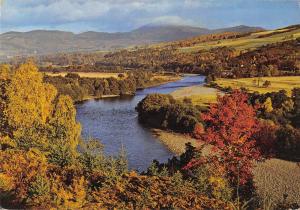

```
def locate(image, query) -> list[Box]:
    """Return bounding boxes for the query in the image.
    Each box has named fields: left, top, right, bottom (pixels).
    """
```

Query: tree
left=5, top=62, right=57, bottom=149
left=292, top=88, right=300, bottom=127
left=275, top=125, right=300, bottom=160
left=0, top=64, right=11, bottom=80
left=292, top=88, right=300, bottom=114
left=188, top=91, right=263, bottom=186
left=65, top=73, right=80, bottom=80
left=262, top=80, right=271, bottom=88
left=49, top=95, right=81, bottom=154
left=263, top=97, right=273, bottom=113
left=6, top=62, right=57, bottom=128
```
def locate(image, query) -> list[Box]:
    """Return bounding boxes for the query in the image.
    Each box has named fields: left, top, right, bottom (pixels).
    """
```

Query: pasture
left=215, top=76, right=300, bottom=95
left=171, top=85, right=220, bottom=106
left=179, top=28, right=300, bottom=53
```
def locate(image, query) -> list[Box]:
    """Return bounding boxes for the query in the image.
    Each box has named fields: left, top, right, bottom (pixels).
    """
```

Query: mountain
left=213, top=25, right=265, bottom=33
left=130, top=24, right=212, bottom=41
left=0, top=25, right=264, bottom=59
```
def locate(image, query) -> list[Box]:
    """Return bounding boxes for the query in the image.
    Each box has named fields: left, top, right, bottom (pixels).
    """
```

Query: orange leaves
left=6, top=62, right=57, bottom=128
left=192, top=90, right=263, bottom=185
left=0, top=173, right=14, bottom=191
left=193, top=123, right=204, bottom=139
left=0, top=149, right=48, bottom=200
left=89, top=172, right=231, bottom=209
left=51, top=176, right=87, bottom=209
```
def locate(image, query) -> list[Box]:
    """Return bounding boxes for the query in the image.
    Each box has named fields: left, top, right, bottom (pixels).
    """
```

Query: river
left=76, top=75, right=205, bottom=172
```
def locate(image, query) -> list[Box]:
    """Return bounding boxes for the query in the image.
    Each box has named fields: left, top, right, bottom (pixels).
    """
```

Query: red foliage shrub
left=187, top=91, right=267, bottom=186
left=193, top=123, right=205, bottom=139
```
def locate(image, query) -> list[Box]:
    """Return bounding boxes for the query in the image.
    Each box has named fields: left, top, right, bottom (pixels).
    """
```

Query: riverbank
left=152, top=129, right=213, bottom=156
left=142, top=75, right=182, bottom=89
left=152, top=129, right=201, bottom=155
left=151, top=82, right=300, bottom=205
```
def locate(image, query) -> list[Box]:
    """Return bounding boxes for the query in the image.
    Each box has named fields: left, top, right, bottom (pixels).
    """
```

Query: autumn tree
left=0, top=65, right=11, bottom=136
left=189, top=91, right=263, bottom=186
left=2, top=62, right=81, bottom=155
left=4, top=62, right=56, bottom=149
left=292, top=88, right=300, bottom=127
left=0, top=64, right=11, bottom=80
left=263, top=97, right=273, bottom=113
left=48, top=95, right=81, bottom=166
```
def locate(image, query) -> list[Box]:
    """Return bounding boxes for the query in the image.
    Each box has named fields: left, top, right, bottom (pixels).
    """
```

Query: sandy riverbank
left=152, top=129, right=199, bottom=155
left=142, top=75, right=182, bottom=89
left=152, top=129, right=212, bottom=156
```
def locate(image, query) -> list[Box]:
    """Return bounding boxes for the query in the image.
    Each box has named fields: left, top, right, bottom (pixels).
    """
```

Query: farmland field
left=179, top=28, right=300, bottom=53
left=171, top=85, right=220, bottom=106
left=215, top=76, right=300, bottom=95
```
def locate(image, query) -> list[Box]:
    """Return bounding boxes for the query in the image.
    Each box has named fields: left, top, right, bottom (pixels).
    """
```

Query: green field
left=215, top=76, right=300, bottom=95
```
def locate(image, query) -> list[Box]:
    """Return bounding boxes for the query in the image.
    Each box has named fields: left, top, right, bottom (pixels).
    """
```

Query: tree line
left=44, top=71, right=156, bottom=102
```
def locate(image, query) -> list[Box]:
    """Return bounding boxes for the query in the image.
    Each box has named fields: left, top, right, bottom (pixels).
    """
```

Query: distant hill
left=0, top=24, right=264, bottom=59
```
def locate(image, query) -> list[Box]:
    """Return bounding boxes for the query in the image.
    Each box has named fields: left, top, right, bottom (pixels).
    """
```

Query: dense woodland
left=100, top=39, right=300, bottom=78
left=136, top=94, right=203, bottom=133
left=1, top=62, right=299, bottom=209
left=44, top=71, right=156, bottom=102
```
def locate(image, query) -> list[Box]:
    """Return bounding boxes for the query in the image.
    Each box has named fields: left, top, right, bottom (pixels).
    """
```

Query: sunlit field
left=215, top=76, right=300, bottom=95
left=171, top=85, right=220, bottom=106
left=179, top=28, right=300, bottom=53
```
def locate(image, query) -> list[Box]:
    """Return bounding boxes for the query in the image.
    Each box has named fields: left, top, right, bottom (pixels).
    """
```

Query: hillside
left=0, top=24, right=263, bottom=60
left=95, top=24, right=300, bottom=78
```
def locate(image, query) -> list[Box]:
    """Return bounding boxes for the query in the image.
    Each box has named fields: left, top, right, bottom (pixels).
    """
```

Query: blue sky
left=0, top=0, right=299, bottom=33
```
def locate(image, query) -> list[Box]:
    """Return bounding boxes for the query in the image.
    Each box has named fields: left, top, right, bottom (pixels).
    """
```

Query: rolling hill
left=0, top=24, right=263, bottom=59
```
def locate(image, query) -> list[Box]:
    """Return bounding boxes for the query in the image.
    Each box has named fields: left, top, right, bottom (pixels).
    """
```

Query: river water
left=76, top=75, right=205, bottom=171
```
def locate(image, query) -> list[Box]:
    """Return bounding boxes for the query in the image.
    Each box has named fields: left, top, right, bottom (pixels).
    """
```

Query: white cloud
left=137, top=15, right=198, bottom=26
left=2, top=0, right=112, bottom=24
left=184, top=0, right=223, bottom=8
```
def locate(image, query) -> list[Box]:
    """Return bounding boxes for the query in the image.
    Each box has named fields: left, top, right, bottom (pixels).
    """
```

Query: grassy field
left=253, top=158, right=300, bottom=205
left=215, top=76, right=300, bottom=95
left=44, top=72, right=126, bottom=79
left=171, top=85, right=221, bottom=106
left=179, top=28, right=300, bottom=53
